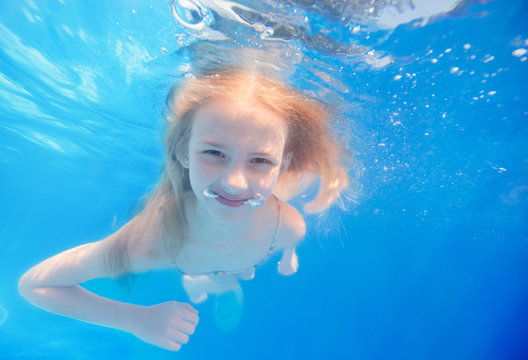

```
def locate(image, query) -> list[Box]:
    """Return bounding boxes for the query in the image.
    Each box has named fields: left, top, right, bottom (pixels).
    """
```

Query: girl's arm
left=18, top=221, right=198, bottom=352
left=276, top=202, right=305, bottom=276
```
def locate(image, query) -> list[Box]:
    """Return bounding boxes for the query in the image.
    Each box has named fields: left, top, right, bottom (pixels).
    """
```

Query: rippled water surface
left=1, top=1, right=527, bottom=359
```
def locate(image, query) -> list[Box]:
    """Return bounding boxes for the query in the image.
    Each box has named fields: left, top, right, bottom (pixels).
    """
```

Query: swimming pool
left=1, top=0, right=527, bottom=359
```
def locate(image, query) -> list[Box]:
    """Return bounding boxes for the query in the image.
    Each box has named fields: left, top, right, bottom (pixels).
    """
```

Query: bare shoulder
left=104, top=213, right=173, bottom=273
left=276, top=200, right=306, bottom=249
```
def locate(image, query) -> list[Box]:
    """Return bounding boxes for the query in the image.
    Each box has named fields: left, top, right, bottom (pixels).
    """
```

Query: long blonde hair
left=104, top=68, right=350, bottom=276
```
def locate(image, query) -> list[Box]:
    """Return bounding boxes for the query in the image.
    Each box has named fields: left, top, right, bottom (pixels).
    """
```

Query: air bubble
left=512, top=48, right=527, bottom=57
left=259, top=27, right=274, bottom=39
left=170, top=0, right=212, bottom=31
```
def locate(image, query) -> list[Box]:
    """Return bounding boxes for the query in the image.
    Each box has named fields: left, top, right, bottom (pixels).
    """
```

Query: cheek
left=190, top=157, right=219, bottom=184
left=255, top=168, right=281, bottom=191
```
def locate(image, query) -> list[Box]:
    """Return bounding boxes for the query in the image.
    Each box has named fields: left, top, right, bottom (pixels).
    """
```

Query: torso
left=174, top=195, right=283, bottom=275
left=129, top=195, right=305, bottom=275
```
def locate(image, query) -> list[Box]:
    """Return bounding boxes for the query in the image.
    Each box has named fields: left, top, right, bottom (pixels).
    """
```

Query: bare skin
left=18, top=99, right=306, bottom=352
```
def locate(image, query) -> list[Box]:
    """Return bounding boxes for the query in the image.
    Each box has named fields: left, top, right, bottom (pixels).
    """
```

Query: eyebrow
left=200, top=141, right=225, bottom=149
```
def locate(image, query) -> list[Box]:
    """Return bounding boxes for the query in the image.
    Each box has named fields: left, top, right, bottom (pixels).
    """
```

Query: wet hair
left=104, top=68, right=350, bottom=276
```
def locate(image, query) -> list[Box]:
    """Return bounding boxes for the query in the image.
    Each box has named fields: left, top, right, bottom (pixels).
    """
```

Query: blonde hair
left=104, top=68, right=350, bottom=276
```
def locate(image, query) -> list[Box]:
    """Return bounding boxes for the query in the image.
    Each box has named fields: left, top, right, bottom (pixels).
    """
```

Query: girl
left=18, top=68, right=350, bottom=352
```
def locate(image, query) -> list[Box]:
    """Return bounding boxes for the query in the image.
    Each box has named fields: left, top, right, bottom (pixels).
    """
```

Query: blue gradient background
left=1, top=1, right=527, bottom=359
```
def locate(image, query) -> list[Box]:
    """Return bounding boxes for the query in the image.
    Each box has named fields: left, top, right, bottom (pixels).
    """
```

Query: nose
left=220, top=166, right=248, bottom=194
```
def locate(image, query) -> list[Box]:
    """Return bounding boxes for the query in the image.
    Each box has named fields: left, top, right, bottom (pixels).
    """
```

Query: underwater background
left=0, top=0, right=527, bottom=359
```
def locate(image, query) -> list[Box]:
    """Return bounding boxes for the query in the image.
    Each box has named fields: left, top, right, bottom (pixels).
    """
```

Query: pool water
left=1, top=0, right=527, bottom=359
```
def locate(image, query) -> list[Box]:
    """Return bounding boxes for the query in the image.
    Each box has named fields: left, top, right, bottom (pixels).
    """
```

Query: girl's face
left=185, top=99, right=289, bottom=222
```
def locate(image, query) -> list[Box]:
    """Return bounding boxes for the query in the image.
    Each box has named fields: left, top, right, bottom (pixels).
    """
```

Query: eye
left=251, top=157, right=273, bottom=165
left=203, top=149, right=225, bottom=158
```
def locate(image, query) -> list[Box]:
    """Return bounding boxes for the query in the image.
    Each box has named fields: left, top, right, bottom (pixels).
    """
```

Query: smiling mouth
left=202, top=188, right=265, bottom=207
left=216, top=195, right=245, bottom=207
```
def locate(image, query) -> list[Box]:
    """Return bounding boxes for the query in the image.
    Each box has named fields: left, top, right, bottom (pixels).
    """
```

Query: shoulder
left=275, top=199, right=306, bottom=249
left=101, top=213, right=173, bottom=274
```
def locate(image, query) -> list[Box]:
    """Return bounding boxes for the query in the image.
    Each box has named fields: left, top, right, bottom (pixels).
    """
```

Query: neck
left=186, top=194, right=261, bottom=244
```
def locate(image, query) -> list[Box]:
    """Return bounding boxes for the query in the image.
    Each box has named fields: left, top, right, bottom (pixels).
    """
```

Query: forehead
left=191, top=100, right=288, bottom=152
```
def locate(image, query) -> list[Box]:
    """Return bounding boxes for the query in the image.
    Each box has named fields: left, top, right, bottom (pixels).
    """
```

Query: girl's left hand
left=278, top=246, right=298, bottom=275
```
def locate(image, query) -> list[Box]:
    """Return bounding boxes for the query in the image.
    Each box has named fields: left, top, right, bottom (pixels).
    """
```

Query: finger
left=167, top=328, right=190, bottom=344
left=175, top=320, right=197, bottom=335
left=181, top=310, right=200, bottom=324
left=159, top=338, right=182, bottom=352
left=181, top=302, right=199, bottom=314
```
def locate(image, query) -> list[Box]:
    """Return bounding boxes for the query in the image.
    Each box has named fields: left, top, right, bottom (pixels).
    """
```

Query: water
left=1, top=0, right=527, bottom=359
left=0, top=305, right=7, bottom=326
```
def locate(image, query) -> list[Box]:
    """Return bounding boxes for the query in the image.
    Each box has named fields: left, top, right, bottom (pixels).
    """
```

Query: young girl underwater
left=18, top=68, right=351, bottom=352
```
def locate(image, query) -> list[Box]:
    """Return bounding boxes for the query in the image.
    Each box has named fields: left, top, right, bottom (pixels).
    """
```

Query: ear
left=279, top=152, right=293, bottom=176
left=175, top=149, right=189, bottom=169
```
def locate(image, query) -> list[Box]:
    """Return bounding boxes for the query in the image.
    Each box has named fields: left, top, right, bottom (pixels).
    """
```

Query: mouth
left=215, top=195, right=246, bottom=207
left=202, top=188, right=264, bottom=208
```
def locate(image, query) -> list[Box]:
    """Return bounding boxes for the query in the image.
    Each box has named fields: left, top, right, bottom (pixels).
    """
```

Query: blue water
left=1, top=0, right=527, bottom=359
